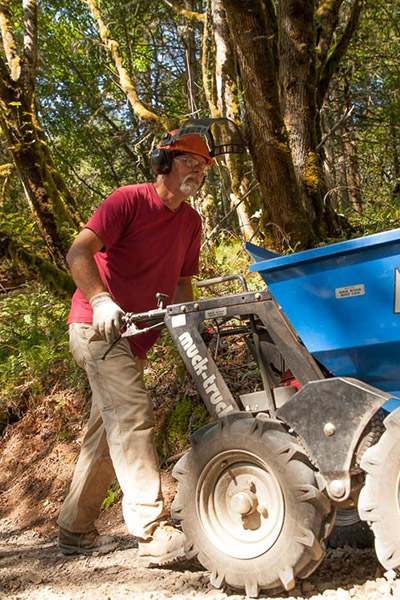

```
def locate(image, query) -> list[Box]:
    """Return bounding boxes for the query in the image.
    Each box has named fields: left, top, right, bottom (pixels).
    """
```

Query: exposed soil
left=1, top=387, right=399, bottom=599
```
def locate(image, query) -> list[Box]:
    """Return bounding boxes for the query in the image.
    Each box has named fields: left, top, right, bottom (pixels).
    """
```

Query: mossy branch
left=162, top=0, right=206, bottom=23
left=84, top=0, right=167, bottom=129
left=0, top=231, right=75, bottom=297
left=263, top=0, right=279, bottom=68
left=0, top=161, right=13, bottom=177
left=317, top=0, right=364, bottom=108
left=0, top=0, right=21, bottom=81
left=21, top=0, right=37, bottom=101
left=0, top=161, right=13, bottom=205
left=316, top=0, right=344, bottom=68
left=202, top=7, right=219, bottom=118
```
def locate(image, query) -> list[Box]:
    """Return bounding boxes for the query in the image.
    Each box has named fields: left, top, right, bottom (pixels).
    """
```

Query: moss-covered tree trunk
left=222, top=0, right=364, bottom=249
left=279, top=0, right=326, bottom=235
left=222, top=0, right=315, bottom=249
left=211, top=0, right=256, bottom=241
left=0, top=96, right=82, bottom=267
left=183, top=0, right=201, bottom=114
left=0, top=230, right=74, bottom=296
left=0, top=0, right=82, bottom=269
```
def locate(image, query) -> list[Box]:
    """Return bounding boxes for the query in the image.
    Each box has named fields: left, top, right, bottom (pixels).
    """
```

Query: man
left=57, top=128, right=214, bottom=566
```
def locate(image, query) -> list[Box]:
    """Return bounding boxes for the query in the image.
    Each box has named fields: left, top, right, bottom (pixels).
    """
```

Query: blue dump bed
left=247, top=229, right=400, bottom=403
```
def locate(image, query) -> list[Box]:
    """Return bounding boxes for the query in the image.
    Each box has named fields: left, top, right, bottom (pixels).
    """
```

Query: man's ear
left=150, top=149, right=173, bottom=174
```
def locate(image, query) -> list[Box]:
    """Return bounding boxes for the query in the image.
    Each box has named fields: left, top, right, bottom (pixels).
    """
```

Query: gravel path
left=1, top=517, right=398, bottom=600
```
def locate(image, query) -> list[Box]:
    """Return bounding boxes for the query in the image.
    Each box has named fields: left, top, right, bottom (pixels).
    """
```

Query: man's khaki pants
left=57, top=323, right=165, bottom=539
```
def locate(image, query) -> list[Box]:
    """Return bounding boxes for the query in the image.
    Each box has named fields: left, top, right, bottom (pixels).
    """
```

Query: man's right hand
left=89, top=292, right=125, bottom=343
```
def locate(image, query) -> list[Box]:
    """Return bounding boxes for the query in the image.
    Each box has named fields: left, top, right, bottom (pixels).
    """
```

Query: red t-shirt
left=68, top=182, right=202, bottom=358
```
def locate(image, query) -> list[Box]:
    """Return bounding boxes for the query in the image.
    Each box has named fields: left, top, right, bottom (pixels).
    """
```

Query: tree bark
left=317, top=0, right=364, bottom=109
left=0, top=230, right=75, bottom=296
left=183, top=0, right=200, bottom=114
left=390, top=111, right=400, bottom=203
left=211, top=0, right=255, bottom=240
left=211, top=0, right=236, bottom=120
left=279, top=0, right=325, bottom=230
left=221, top=0, right=363, bottom=248
left=316, top=0, right=345, bottom=70
left=320, top=100, right=350, bottom=211
left=0, top=97, right=82, bottom=266
left=343, top=129, right=362, bottom=213
left=0, top=1, right=82, bottom=268
left=222, top=0, right=315, bottom=249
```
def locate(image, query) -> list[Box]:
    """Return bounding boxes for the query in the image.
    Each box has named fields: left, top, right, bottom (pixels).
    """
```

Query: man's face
left=172, top=153, right=210, bottom=196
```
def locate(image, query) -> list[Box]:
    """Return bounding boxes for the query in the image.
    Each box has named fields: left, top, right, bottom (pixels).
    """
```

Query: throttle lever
left=156, top=292, right=169, bottom=309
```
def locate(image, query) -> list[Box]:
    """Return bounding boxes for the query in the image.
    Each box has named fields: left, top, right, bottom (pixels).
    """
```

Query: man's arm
left=67, top=228, right=124, bottom=343
left=172, top=276, right=194, bottom=304
left=67, top=228, right=106, bottom=300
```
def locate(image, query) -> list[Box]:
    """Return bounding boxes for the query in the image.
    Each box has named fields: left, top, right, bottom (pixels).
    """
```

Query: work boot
left=59, top=527, right=118, bottom=556
left=138, top=522, right=186, bottom=567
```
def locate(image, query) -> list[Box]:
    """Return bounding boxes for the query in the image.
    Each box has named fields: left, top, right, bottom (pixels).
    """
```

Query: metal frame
left=119, top=284, right=393, bottom=501
left=164, top=289, right=324, bottom=420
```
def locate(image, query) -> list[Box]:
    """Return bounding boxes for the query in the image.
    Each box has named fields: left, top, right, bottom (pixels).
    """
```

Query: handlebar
left=122, top=307, right=167, bottom=327
left=195, top=274, right=248, bottom=292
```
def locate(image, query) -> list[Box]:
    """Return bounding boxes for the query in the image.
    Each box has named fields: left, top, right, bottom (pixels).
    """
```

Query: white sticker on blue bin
left=335, top=284, right=365, bottom=299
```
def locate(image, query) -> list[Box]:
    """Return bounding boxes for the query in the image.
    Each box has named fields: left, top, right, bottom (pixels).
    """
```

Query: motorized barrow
left=117, top=228, right=400, bottom=598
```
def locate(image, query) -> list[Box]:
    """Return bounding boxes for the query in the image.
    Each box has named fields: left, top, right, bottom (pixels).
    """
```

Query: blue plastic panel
left=248, top=230, right=400, bottom=399
left=246, top=241, right=279, bottom=262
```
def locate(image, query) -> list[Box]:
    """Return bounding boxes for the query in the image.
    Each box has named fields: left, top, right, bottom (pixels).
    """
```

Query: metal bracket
left=277, top=377, right=393, bottom=501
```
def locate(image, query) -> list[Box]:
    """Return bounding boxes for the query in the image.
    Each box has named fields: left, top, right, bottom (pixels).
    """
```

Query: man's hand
left=89, top=292, right=125, bottom=343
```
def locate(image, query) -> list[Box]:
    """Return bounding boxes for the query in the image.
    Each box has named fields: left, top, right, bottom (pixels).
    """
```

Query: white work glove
left=89, top=292, right=125, bottom=344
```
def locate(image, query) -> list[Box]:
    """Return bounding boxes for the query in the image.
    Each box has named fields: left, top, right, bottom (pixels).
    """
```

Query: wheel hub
left=230, top=490, right=258, bottom=515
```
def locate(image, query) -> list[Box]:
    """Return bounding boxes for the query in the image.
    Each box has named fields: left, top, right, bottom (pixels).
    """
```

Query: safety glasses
left=174, top=155, right=211, bottom=173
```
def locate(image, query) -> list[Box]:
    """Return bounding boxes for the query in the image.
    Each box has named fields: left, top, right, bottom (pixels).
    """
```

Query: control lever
left=156, top=292, right=169, bottom=309
left=101, top=292, right=169, bottom=360
left=100, top=313, right=130, bottom=360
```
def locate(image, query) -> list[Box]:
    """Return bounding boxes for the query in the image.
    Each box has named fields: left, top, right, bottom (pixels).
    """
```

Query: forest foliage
left=0, top=0, right=398, bottom=275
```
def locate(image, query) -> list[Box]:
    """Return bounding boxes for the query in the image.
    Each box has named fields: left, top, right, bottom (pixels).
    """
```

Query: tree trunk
left=320, top=91, right=351, bottom=212
left=0, top=230, right=75, bottom=296
left=0, top=0, right=82, bottom=270
left=390, top=111, right=400, bottom=204
left=222, top=0, right=315, bottom=249
left=211, top=0, right=255, bottom=241
left=0, top=92, right=81, bottom=267
left=279, top=0, right=325, bottom=230
left=183, top=0, right=200, bottom=114
left=85, top=0, right=168, bottom=129
left=343, top=128, right=362, bottom=213
left=221, top=0, right=363, bottom=248
left=211, top=0, right=237, bottom=119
